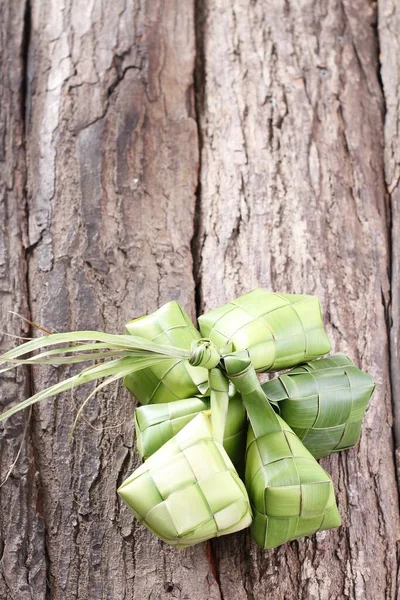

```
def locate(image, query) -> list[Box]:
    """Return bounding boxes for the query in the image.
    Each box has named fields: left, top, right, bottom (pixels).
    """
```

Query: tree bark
left=0, top=0, right=399, bottom=599
left=0, top=1, right=47, bottom=598
left=379, top=0, right=400, bottom=478
left=195, top=1, right=399, bottom=598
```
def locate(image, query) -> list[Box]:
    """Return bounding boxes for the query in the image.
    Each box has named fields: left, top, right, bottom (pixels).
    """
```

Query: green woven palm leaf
left=198, top=289, right=331, bottom=371
left=223, top=352, right=341, bottom=549
left=118, top=412, right=252, bottom=548
left=245, top=416, right=340, bottom=548
left=262, top=354, right=375, bottom=459
left=124, top=301, right=209, bottom=404
left=135, top=388, right=247, bottom=467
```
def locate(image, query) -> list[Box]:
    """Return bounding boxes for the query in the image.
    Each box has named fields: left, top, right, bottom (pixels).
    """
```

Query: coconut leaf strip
left=0, top=357, right=172, bottom=421
left=0, top=331, right=191, bottom=363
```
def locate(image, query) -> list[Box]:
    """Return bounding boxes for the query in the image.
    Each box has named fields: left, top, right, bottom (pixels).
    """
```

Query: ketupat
left=119, top=367, right=252, bottom=547
left=135, top=387, right=247, bottom=467
left=223, top=352, right=341, bottom=549
left=118, top=412, right=252, bottom=548
left=124, top=301, right=209, bottom=404
left=262, top=354, right=375, bottom=459
left=198, top=289, right=331, bottom=371
left=0, top=289, right=375, bottom=551
left=245, top=418, right=341, bottom=548
left=135, top=396, right=209, bottom=459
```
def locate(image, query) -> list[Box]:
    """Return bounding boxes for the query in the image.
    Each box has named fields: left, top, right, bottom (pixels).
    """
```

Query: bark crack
left=21, top=2, right=52, bottom=598
left=21, top=0, right=32, bottom=404
left=374, top=11, right=400, bottom=596
left=375, top=10, right=400, bottom=501
left=21, top=0, right=31, bottom=136
left=191, top=0, right=207, bottom=320
left=192, top=2, right=223, bottom=598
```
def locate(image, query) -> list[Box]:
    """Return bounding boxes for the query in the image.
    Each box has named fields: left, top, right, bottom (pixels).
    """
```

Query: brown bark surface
left=0, top=1, right=399, bottom=599
left=0, top=2, right=47, bottom=598
left=380, top=0, right=400, bottom=477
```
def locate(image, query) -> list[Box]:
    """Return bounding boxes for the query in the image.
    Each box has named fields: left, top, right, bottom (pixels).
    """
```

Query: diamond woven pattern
left=262, top=354, right=375, bottom=459
left=124, top=301, right=208, bottom=404
left=119, top=413, right=252, bottom=548
left=135, top=392, right=247, bottom=466
left=198, top=289, right=331, bottom=371
left=246, top=414, right=341, bottom=549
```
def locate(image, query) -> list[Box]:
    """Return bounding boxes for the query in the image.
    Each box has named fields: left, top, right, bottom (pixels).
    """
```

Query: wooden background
left=0, top=1, right=399, bottom=599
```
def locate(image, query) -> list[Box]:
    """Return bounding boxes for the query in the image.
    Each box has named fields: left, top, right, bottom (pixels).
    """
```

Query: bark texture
left=0, top=2, right=47, bottom=599
left=379, top=0, right=400, bottom=476
left=0, top=0, right=399, bottom=599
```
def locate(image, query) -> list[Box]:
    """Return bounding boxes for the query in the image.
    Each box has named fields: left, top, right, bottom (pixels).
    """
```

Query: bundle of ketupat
left=0, top=289, right=375, bottom=550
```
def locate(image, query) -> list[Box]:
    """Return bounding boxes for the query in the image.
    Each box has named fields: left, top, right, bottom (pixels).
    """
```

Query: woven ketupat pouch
left=135, top=389, right=247, bottom=467
left=199, top=289, right=331, bottom=371
left=262, top=354, right=375, bottom=458
left=118, top=413, right=252, bottom=547
left=246, top=415, right=341, bottom=548
left=124, top=301, right=208, bottom=404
